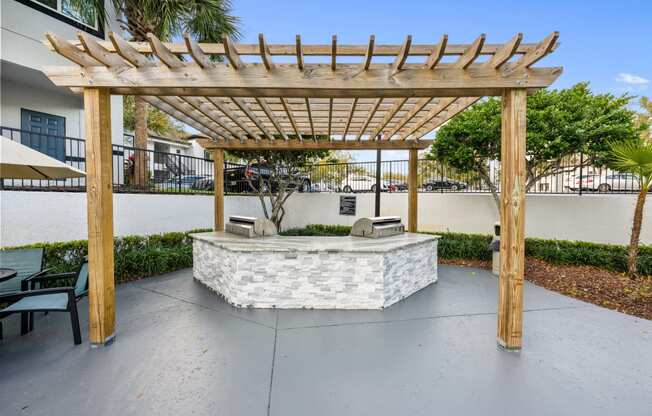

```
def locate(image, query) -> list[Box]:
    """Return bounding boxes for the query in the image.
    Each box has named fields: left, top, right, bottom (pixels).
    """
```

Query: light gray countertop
left=190, top=231, right=438, bottom=253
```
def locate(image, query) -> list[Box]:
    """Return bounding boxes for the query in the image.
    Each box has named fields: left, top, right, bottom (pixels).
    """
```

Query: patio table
left=0, top=268, right=17, bottom=283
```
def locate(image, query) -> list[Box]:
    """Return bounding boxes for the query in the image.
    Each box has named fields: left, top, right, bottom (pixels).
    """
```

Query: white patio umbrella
left=0, top=135, right=86, bottom=179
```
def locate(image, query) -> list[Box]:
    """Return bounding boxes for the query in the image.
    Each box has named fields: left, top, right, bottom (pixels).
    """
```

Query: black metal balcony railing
left=1, top=126, right=641, bottom=195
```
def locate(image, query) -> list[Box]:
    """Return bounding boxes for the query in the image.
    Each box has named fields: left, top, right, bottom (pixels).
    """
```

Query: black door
left=20, top=109, right=66, bottom=161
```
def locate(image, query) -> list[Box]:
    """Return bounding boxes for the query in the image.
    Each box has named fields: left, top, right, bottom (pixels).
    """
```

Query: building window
left=153, top=142, right=170, bottom=164
left=15, top=0, right=104, bottom=38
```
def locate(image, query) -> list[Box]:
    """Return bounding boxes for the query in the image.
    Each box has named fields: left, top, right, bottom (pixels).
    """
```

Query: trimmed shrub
left=3, top=228, right=211, bottom=284
left=281, top=225, right=652, bottom=275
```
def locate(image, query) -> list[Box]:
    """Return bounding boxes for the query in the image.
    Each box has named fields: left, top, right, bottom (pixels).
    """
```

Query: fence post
left=177, top=154, right=182, bottom=192
left=578, top=152, right=584, bottom=196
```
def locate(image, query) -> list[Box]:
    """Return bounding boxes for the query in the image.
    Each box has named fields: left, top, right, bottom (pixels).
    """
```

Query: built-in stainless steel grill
left=350, top=216, right=405, bottom=238
left=225, top=215, right=277, bottom=238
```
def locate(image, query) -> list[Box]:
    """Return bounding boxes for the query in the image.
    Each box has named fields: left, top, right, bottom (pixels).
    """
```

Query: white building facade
left=1, top=0, right=206, bottom=173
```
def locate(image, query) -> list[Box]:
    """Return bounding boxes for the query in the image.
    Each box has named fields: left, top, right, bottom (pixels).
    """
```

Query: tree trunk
left=478, top=164, right=500, bottom=215
left=627, top=186, right=648, bottom=278
left=133, top=95, right=149, bottom=188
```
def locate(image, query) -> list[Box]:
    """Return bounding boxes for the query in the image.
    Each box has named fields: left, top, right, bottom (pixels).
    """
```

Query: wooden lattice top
left=43, top=32, right=561, bottom=150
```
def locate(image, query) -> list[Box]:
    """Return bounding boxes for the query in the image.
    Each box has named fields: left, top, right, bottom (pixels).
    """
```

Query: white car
left=311, top=181, right=335, bottom=192
left=340, top=175, right=390, bottom=193
left=570, top=173, right=641, bottom=192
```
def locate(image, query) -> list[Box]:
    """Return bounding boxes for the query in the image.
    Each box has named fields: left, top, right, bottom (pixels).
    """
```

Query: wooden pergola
left=43, top=30, right=561, bottom=350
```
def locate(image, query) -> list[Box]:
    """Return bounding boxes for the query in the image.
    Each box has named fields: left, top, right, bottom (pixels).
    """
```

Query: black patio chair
left=0, top=260, right=88, bottom=345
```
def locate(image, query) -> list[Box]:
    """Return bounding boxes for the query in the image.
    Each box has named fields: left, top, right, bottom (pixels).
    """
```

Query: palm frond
left=607, top=138, right=652, bottom=182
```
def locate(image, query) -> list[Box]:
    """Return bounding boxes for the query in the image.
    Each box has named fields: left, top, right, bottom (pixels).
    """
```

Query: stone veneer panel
left=192, top=232, right=438, bottom=309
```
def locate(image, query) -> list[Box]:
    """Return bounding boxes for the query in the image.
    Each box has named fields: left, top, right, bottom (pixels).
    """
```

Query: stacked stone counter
left=191, top=231, right=438, bottom=309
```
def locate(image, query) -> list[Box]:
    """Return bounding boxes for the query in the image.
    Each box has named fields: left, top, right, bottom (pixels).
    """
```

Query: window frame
left=15, top=0, right=105, bottom=38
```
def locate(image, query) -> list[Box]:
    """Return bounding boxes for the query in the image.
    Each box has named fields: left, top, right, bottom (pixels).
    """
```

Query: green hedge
left=3, top=229, right=211, bottom=284
left=5, top=226, right=650, bottom=282
left=282, top=225, right=652, bottom=275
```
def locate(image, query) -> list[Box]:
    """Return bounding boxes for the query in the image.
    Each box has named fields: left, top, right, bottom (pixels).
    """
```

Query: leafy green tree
left=427, top=83, right=642, bottom=212
left=227, top=149, right=329, bottom=230
left=607, top=137, right=652, bottom=277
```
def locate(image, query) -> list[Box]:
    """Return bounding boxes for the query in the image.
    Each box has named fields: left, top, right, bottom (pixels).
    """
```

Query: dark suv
left=422, top=178, right=467, bottom=191
left=192, top=164, right=311, bottom=193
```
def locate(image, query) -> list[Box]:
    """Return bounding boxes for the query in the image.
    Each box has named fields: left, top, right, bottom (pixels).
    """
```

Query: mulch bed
left=441, top=257, right=652, bottom=320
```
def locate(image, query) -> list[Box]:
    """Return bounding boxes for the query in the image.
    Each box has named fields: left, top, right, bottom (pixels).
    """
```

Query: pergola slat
left=343, top=98, right=359, bottom=137
left=487, top=33, right=522, bottom=69
left=256, top=97, right=289, bottom=140
left=206, top=97, right=261, bottom=140
left=259, top=33, right=275, bottom=70
left=361, top=35, right=375, bottom=70
left=372, top=97, right=408, bottom=140
left=144, top=96, right=221, bottom=139
left=108, top=32, right=154, bottom=68
left=295, top=35, right=304, bottom=70
left=147, top=33, right=184, bottom=68
left=384, top=97, right=433, bottom=139
left=425, top=34, right=448, bottom=69
left=222, top=34, right=244, bottom=69
left=392, top=35, right=412, bottom=73
left=181, top=96, right=245, bottom=140
left=46, top=33, right=103, bottom=67
left=331, top=35, right=337, bottom=70
left=281, top=98, right=303, bottom=140
left=357, top=98, right=382, bottom=140
left=455, top=34, right=486, bottom=69
left=401, top=98, right=457, bottom=139
left=77, top=32, right=127, bottom=68
left=305, top=98, right=316, bottom=138
left=184, top=34, right=214, bottom=68
left=231, top=97, right=276, bottom=140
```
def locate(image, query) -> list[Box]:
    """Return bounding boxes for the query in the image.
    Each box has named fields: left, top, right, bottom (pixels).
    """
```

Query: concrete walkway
left=0, top=265, right=650, bottom=416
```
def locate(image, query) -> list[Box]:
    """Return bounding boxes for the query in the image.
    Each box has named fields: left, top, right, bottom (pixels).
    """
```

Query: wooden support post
left=408, top=148, right=418, bottom=232
left=497, top=89, right=527, bottom=350
left=83, top=88, right=115, bottom=345
left=213, top=149, right=225, bottom=231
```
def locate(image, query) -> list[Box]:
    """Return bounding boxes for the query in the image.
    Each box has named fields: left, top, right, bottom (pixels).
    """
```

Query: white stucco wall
left=0, top=191, right=648, bottom=247
left=281, top=192, right=651, bottom=245
left=1, top=0, right=124, bottom=144
left=0, top=191, right=265, bottom=247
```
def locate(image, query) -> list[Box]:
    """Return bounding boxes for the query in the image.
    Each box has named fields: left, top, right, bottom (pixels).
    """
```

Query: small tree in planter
left=228, top=150, right=328, bottom=231
left=607, top=137, right=652, bottom=278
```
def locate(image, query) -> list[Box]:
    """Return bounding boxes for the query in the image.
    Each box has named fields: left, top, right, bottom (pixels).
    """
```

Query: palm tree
left=73, top=0, right=240, bottom=185
left=607, top=137, right=652, bottom=277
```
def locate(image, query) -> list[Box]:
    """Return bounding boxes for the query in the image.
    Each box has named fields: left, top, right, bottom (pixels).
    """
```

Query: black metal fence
left=1, top=126, right=642, bottom=195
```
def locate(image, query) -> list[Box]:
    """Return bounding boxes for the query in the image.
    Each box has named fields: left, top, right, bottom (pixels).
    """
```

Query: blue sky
left=229, top=0, right=651, bottom=161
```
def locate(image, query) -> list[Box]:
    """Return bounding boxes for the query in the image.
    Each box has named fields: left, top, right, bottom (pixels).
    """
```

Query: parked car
left=386, top=179, right=408, bottom=191
left=311, top=181, right=335, bottom=192
left=224, top=164, right=311, bottom=193
left=340, top=175, right=390, bottom=193
left=421, top=178, right=467, bottom=191
left=159, top=174, right=209, bottom=190
left=569, top=173, right=641, bottom=192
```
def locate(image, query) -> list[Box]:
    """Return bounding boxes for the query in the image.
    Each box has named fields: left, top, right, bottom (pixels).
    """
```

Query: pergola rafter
left=42, top=31, right=561, bottom=350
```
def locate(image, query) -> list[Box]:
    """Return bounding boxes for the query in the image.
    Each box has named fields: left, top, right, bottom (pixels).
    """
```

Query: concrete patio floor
left=0, top=265, right=650, bottom=416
